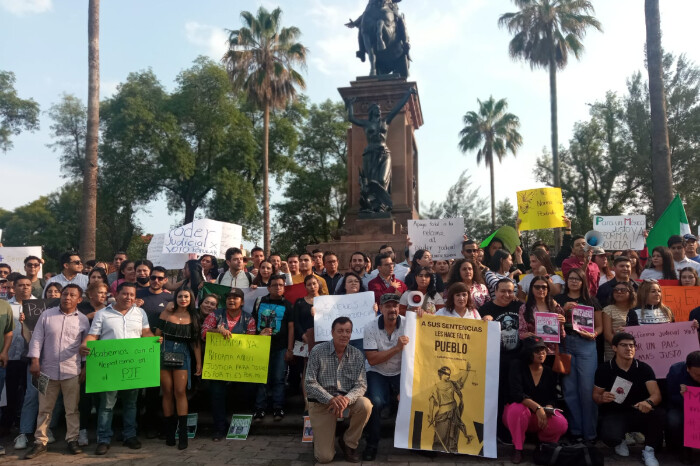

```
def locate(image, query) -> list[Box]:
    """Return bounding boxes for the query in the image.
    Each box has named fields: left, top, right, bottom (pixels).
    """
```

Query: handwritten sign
left=86, top=337, right=160, bottom=393
left=0, top=246, right=43, bottom=276
left=572, top=305, right=595, bottom=334
left=593, top=215, right=646, bottom=250
left=623, top=321, right=700, bottom=378
left=162, top=218, right=242, bottom=258
left=313, top=292, right=376, bottom=341
left=202, top=333, right=270, bottom=383
left=407, top=218, right=464, bottom=260
left=685, top=387, right=700, bottom=448
left=147, top=233, right=190, bottom=270
left=22, top=299, right=59, bottom=334
left=535, top=312, right=561, bottom=343
left=517, top=187, right=567, bottom=231
left=662, top=286, right=700, bottom=322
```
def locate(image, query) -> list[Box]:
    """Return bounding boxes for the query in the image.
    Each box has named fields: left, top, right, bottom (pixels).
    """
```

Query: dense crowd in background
left=0, top=218, right=699, bottom=464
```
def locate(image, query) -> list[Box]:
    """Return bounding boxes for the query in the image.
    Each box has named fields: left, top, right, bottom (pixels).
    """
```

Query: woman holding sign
left=517, top=276, right=565, bottom=359
left=155, top=287, right=202, bottom=450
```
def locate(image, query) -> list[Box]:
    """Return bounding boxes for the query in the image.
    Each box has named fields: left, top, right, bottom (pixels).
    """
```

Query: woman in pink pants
left=502, top=336, right=568, bottom=463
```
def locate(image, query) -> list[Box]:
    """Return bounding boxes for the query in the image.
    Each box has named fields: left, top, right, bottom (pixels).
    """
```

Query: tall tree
left=47, top=93, right=86, bottom=178
left=81, top=0, right=100, bottom=259
left=223, top=6, right=308, bottom=255
left=644, top=0, right=673, bottom=219
left=458, top=96, right=522, bottom=229
left=0, top=70, right=39, bottom=152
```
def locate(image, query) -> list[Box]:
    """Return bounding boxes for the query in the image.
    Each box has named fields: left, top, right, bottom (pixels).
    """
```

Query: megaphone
left=406, top=291, right=425, bottom=309
left=584, top=230, right=604, bottom=248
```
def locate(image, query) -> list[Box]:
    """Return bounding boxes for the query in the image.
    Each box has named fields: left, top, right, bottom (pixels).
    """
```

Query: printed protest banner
left=395, top=313, right=500, bottom=458
left=572, top=305, right=595, bottom=334
left=407, top=218, right=464, bottom=260
left=162, top=218, right=242, bottom=258
left=517, top=187, right=567, bottom=231
left=685, top=387, right=700, bottom=448
left=86, top=337, right=160, bottom=393
left=662, top=286, right=700, bottom=322
left=227, top=414, right=252, bottom=440
left=313, top=292, right=376, bottom=342
left=0, top=246, right=43, bottom=276
left=202, top=333, right=270, bottom=383
left=535, top=312, right=561, bottom=343
left=22, top=299, right=59, bottom=336
left=147, top=233, right=190, bottom=270
left=593, top=215, right=646, bottom=250
left=623, top=321, right=700, bottom=378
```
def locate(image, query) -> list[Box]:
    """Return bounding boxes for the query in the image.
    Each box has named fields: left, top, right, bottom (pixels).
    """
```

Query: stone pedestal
left=308, top=76, right=423, bottom=271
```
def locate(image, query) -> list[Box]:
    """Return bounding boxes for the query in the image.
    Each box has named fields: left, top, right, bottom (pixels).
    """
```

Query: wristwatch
left=645, top=399, right=655, bottom=408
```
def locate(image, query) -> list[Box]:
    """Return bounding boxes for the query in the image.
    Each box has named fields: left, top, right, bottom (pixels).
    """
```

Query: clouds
left=184, top=21, right=229, bottom=60
left=0, top=0, right=51, bottom=16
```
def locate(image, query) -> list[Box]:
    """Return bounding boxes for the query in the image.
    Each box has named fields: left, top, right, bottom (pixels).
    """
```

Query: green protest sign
left=86, top=337, right=160, bottom=393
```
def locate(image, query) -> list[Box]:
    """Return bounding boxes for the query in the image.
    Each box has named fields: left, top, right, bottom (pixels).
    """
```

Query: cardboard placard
left=202, top=333, right=270, bottom=383
left=572, top=305, right=595, bottom=334
left=407, top=218, right=464, bottom=260
left=162, top=218, right=242, bottom=258
left=517, top=188, right=567, bottom=231
left=662, top=286, right=700, bottom=322
left=685, top=387, right=700, bottom=448
left=86, top=337, right=161, bottom=393
left=593, top=215, right=646, bottom=250
left=313, top=292, right=376, bottom=342
left=22, top=299, right=59, bottom=335
left=623, top=321, right=700, bottom=378
left=0, top=246, right=43, bottom=276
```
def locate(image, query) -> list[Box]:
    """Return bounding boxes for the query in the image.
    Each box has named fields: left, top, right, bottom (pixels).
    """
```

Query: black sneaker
left=24, top=443, right=47, bottom=459
left=273, top=409, right=285, bottom=421
left=67, top=440, right=83, bottom=455
left=253, top=410, right=265, bottom=422
left=123, top=437, right=142, bottom=449
left=95, top=442, right=110, bottom=455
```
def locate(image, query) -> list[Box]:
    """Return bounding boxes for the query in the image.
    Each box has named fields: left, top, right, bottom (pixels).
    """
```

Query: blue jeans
left=19, top=366, right=62, bottom=434
left=562, top=334, right=598, bottom=440
left=255, top=348, right=286, bottom=410
left=365, top=371, right=400, bottom=447
left=97, top=389, right=139, bottom=444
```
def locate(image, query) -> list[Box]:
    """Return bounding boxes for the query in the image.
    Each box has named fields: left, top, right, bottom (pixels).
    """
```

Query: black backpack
left=533, top=442, right=604, bottom=466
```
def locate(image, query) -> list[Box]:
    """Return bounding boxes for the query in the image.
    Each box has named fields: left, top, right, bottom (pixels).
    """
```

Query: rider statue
left=346, top=0, right=411, bottom=77
left=345, top=87, right=416, bottom=214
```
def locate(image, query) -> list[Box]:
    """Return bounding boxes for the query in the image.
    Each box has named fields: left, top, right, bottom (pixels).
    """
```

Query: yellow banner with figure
left=202, top=333, right=270, bottom=383
left=394, top=314, right=500, bottom=458
left=517, top=187, right=567, bottom=231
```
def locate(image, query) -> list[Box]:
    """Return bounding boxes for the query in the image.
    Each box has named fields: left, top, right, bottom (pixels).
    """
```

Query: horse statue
left=346, top=0, right=410, bottom=78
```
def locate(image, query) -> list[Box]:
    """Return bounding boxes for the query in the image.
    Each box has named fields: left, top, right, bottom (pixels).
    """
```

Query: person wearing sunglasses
left=23, top=255, right=45, bottom=298
left=43, top=251, right=89, bottom=296
left=517, top=276, right=565, bottom=360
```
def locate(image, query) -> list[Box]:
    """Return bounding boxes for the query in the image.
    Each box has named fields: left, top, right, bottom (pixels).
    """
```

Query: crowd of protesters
left=0, top=222, right=699, bottom=464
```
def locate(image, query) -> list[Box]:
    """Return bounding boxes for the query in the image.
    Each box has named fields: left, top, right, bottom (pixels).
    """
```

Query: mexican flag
left=646, top=194, right=691, bottom=252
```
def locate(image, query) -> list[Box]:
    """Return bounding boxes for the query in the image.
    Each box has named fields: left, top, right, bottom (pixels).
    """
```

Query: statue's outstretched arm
left=345, top=97, right=366, bottom=127
left=385, top=87, right=417, bottom=125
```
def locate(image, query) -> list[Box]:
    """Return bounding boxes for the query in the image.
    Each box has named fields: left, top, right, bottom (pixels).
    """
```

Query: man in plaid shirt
left=305, top=316, right=372, bottom=463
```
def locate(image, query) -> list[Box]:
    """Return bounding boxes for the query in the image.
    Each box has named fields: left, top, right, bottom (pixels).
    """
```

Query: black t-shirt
left=252, top=296, right=293, bottom=350
left=77, top=301, right=97, bottom=323
left=479, top=300, right=522, bottom=354
left=689, top=306, right=700, bottom=323
left=292, top=297, right=314, bottom=341
left=508, top=359, right=558, bottom=406
left=136, top=288, right=174, bottom=330
left=554, top=293, right=601, bottom=334
left=594, top=358, right=656, bottom=412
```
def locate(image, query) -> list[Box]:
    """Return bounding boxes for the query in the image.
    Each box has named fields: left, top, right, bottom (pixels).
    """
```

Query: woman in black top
left=503, top=336, right=568, bottom=464
left=404, top=249, right=445, bottom=293
left=252, top=260, right=274, bottom=287
left=155, top=287, right=202, bottom=450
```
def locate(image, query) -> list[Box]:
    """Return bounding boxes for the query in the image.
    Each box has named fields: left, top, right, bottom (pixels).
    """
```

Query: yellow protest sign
left=517, top=187, right=567, bottom=231
left=202, top=333, right=270, bottom=383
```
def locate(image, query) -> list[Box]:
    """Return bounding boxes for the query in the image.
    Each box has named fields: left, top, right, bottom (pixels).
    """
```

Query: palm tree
left=458, top=96, right=523, bottom=229
left=81, top=0, right=99, bottom=260
left=644, top=0, right=673, bottom=219
left=223, top=7, right=307, bottom=255
left=498, top=0, right=601, bottom=191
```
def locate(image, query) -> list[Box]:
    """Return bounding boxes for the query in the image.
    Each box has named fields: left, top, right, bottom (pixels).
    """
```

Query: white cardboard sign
left=0, top=246, right=43, bottom=275
left=313, top=292, right=376, bottom=342
left=593, top=215, right=646, bottom=250
left=162, top=219, right=242, bottom=258
left=407, top=218, right=464, bottom=260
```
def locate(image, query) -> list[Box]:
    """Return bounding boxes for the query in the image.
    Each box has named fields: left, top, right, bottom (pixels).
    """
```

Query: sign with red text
left=685, top=387, right=700, bottom=448
left=662, top=286, right=700, bottom=322
left=624, top=321, right=700, bottom=378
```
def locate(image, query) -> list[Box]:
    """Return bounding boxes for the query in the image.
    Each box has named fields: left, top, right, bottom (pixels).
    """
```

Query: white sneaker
left=13, top=433, right=28, bottom=450
left=615, top=440, right=630, bottom=457
left=47, top=428, right=56, bottom=444
left=78, top=429, right=89, bottom=446
left=642, top=446, right=659, bottom=466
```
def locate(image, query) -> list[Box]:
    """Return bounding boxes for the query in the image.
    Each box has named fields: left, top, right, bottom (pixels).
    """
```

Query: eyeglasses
left=149, top=276, right=166, bottom=281
left=26, top=263, right=41, bottom=268
left=616, top=343, right=635, bottom=349
left=531, top=284, right=548, bottom=291
left=70, top=260, right=82, bottom=265
left=613, top=288, right=630, bottom=294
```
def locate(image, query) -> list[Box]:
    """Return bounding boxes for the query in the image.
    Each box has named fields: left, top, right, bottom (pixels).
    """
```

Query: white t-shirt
left=363, top=315, right=405, bottom=376
left=675, top=258, right=700, bottom=275
left=399, top=291, right=444, bottom=315
left=639, top=268, right=665, bottom=280
left=435, top=307, right=481, bottom=320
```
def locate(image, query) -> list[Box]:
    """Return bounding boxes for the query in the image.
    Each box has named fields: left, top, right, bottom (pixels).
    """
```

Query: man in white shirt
left=668, top=235, right=700, bottom=274
left=80, top=282, right=156, bottom=455
left=217, top=247, right=253, bottom=288
left=44, top=252, right=89, bottom=296
left=361, top=293, right=408, bottom=461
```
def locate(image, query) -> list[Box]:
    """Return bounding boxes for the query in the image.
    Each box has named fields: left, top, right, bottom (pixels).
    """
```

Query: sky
left=2, top=0, right=699, bottom=247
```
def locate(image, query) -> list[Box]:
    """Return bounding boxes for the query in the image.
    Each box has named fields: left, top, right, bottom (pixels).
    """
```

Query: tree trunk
left=549, top=43, right=562, bottom=251
left=81, top=0, right=99, bottom=260
left=645, top=0, right=673, bottom=219
left=263, top=103, right=271, bottom=256
left=489, top=158, right=496, bottom=230
left=184, top=202, right=195, bottom=224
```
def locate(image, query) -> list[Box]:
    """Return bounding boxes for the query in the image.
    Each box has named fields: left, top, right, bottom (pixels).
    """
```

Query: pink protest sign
left=685, top=386, right=700, bottom=449
left=624, top=321, right=700, bottom=378
left=535, top=312, right=561, bottom=343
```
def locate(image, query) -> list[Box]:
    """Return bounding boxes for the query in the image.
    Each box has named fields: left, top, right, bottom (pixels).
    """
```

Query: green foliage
left=0, top=70, right=40, bottom=152
left=272, top=100, right=348, bottom=255
left=46, top=93, right=87, bottom=178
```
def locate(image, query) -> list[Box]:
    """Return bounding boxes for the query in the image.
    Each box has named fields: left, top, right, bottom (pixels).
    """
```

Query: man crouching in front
left=304, top=317, right=372, bottom=463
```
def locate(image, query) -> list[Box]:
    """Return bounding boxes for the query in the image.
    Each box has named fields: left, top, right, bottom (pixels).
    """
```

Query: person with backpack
left=217, top=248, right=254, bottom=288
